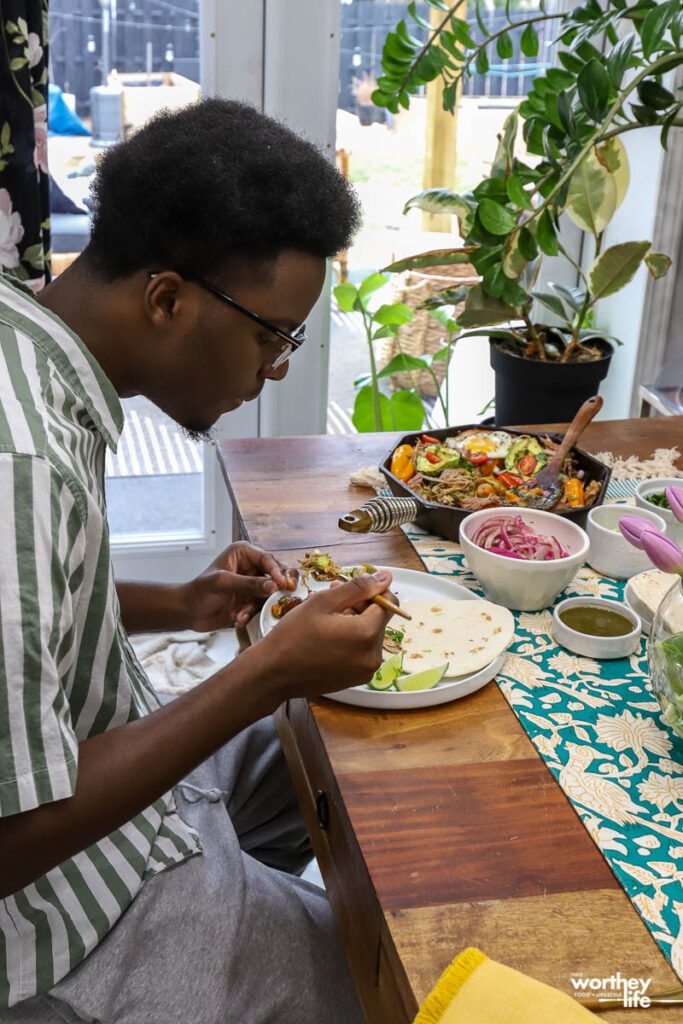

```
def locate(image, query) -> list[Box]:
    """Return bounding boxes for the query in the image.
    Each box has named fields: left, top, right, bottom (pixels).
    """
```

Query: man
left=0, top=99, right=394, bottom=1023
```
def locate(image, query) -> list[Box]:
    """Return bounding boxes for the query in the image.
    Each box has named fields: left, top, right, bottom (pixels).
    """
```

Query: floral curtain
left=0, top=0, right=50, bottom=290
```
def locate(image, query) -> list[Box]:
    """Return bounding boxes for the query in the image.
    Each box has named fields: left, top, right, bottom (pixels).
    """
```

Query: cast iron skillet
left=380, top=424, right=611, bottom=542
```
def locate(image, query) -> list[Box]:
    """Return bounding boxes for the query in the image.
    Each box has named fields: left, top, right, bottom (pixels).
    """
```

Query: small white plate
left=624, top=580, right=652, bottom=635
left=259, top=566, right=507, bottom=710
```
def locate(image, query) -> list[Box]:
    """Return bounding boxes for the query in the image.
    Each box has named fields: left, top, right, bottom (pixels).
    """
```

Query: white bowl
left=635, top=478, right=683, bottom=545
left=459, top=508, right=589, bottom=611
left=552, top=597, right=641, bottom=659
left=586, top=504, right=666, bottom=580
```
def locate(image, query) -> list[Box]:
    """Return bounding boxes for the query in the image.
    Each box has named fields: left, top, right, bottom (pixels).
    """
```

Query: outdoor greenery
left=370, top=0, right=683, bottom=363
left=334, top=271, right=460, bottom=432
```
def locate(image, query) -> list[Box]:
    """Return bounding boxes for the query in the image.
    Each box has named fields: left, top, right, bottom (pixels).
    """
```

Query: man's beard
left=181, top=423, right=216, bottom=444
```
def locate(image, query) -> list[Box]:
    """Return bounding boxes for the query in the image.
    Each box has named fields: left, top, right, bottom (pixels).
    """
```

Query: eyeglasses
left=148, top=272, right=307, bottom=370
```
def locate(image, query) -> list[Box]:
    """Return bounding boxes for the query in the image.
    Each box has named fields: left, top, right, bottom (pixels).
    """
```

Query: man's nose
left=262, top=359, right=290, bottom=382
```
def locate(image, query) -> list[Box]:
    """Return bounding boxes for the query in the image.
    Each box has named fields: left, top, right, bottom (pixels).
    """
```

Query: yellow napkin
left=414, top=948, right=599, bottom=1024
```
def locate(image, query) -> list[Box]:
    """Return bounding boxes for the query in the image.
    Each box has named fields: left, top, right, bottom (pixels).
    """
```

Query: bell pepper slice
left=390, top=444, right=415, bottom=481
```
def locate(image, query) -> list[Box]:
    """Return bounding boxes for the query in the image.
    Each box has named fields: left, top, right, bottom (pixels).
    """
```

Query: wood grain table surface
left=218, top=417, right=683, bottom=1023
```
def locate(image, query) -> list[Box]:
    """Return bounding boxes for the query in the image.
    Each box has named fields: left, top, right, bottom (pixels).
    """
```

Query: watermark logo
left=570, top=972, right=653, bottom=1008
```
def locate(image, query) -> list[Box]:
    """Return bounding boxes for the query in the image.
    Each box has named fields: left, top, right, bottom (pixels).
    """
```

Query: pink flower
left=27, top=33, right=43, bottom=69
left=619, top=515, right=653, bottom=550
left=33, top=104, right=48, bottom=174
left=0, top=189, right=24, bottom=268
left=640, top=529, right=683, bottom=575
left=665, top=486, right=683, bottom=523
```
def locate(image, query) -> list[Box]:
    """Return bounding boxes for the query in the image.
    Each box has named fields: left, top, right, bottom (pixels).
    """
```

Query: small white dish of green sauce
left=552, top=597, right=641, bottom=659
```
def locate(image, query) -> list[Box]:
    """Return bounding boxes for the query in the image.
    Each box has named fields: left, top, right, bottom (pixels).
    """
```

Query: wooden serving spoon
left=507, top=395, right=603, bottom=510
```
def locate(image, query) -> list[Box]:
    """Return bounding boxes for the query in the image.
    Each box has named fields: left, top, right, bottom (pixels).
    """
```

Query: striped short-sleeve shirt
left=0, top=274, right=201, bottom=1008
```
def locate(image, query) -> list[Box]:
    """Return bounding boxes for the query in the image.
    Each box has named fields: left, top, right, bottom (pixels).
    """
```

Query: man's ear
left=144, top=271, right=186, bottom=325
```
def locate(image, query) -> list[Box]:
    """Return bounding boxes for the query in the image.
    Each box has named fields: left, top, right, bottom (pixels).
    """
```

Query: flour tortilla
left=392, top=599, right=514, bottom=678
left=629, top=569, right=683, bottom=630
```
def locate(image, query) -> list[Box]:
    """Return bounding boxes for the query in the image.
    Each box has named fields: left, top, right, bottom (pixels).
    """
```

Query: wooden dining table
left=218, top=416, right=683, bottom=1024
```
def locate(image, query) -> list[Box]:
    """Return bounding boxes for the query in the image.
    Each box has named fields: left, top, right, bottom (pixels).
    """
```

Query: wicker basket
left=376, top=262, right=479, bottom=397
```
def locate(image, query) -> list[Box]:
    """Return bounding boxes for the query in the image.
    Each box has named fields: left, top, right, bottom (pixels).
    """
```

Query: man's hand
left=182, top=541, right=296, bottom=631
left=259, top=570, right=395, bottom=699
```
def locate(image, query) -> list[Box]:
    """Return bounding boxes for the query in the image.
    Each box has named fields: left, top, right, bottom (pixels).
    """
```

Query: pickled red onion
left=471, top=515, right=568, bottom=561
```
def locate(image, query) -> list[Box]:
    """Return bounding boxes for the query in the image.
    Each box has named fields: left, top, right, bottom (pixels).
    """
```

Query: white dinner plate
left=259, top=566, right=508, bottom=710
left=624, top=579, right=652, bottom=635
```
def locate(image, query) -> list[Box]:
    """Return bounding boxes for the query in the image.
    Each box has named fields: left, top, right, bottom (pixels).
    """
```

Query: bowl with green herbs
left=635, top=479, right=683, bottom=546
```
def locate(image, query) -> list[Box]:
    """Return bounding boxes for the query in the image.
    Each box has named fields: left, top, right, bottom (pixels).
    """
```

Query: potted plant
left=369, top=0, right=683, bottom=423
left=334, top=270, right=462, bottom=431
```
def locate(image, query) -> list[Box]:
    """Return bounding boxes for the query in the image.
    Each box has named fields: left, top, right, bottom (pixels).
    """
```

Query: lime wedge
left=368, top=653, right=403, bottom=690
left=396, top=663, right=449, bottom=692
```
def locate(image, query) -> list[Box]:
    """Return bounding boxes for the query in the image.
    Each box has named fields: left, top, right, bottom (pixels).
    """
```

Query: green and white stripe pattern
left=0, top=276, right=201, bottom=1008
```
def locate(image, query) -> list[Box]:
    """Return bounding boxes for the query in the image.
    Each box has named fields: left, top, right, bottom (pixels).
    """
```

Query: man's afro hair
left=85, top=98, right=361, bottom=280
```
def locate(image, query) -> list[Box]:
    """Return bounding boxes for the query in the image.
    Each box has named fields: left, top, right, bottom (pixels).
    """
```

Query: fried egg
left=447, top=430, right=514, bottom=460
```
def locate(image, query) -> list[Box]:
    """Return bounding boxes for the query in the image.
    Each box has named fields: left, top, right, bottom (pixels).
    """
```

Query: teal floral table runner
left=404, top=524, right=683, bottom=982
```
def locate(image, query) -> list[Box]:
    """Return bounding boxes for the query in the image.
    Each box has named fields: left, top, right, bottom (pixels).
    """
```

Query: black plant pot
left=490, top=338, right=613, bottom=426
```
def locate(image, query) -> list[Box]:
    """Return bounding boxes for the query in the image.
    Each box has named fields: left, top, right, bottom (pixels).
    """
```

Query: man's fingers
left=236, top=602, right=257, bottom=625
left=215, top=571, right=279, bottom=599
left=318, top=570, right=393, bottom=613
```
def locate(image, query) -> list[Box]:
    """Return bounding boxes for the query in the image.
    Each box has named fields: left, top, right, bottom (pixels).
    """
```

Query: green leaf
left=407, top=1, right=431, bottom=31
left=517, top=226, right=538, bottom=261
left=377, top=353, right=432, bottom=379
left=428, top=306, right=458, bottom=332
left=532, top=291, right=570, bottom=321
left=0, top=123, right=10, bottom=149
left=577, top=59, right=610, bottom=122
left=383, top=248, right=477, bottom=273
left=431, top=344, right=454, bottom=362
left=496, top=33, right=513, bottom=60
left=502, top=231, right=528, bottom=281
left=644, top=251, right=673, bottom=279
left=372, top=302, right=413, bottom=327
left=352, top=386, right=393, bottom=433
left=637, top=80, right=676, bottom=111
left=565, top=149, right=617, bottom=237
left=450, top=17, right=475, bottom=49
left=551, top=283, right=587, bottom=316
left=536, top=210, right=559, bottom=256
left=557, top=92, right=577, bottom=137
left=631, top=103, right=658, bottom=126
left=478, top=198, right=516, bottom=236
left=595, top=137, right=630, bottom=211
left=607, top=32, right=636, bottom=89
left=403, top=189, right=476, bottom=237
left=16, top=17, right=28, bottom=38
left=353, top=373, right=373, bottom=389
left=457, top=285, right=519, bottom=328
left=9, top=57, right=27, bottom=70
left=358, top=272, right=388, bottom=302
left=588, top=240, right=651, bottom=301
left=333, top=283, right=358, bottom=313
left=390, top=389, right=425, bottom=431
left=505, top=174, right=534, bottom=212
left=558, top=51, right=585, bottom=74
left=640, top=0, right=678, bottom=60
left=491, top=110, right=518, bottom=180
left=520, top=23, right=539, bottom=58
left=475, top=48, right=489, bottom=76
left=545, top=68, right=576, bottom=92
left=372, top=325, right=399, bottom=340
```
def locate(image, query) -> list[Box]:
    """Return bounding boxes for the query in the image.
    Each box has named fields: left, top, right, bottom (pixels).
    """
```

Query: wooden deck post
left=421, top=5, right=463, bottom=233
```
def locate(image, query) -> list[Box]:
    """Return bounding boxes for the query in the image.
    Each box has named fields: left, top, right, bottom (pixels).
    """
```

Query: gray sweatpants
left=2, top=717, right=365, bottom=1024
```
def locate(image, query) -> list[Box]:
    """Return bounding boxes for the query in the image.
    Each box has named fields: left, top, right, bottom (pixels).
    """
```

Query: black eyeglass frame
left=148, top=272, right=306, bottom=370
